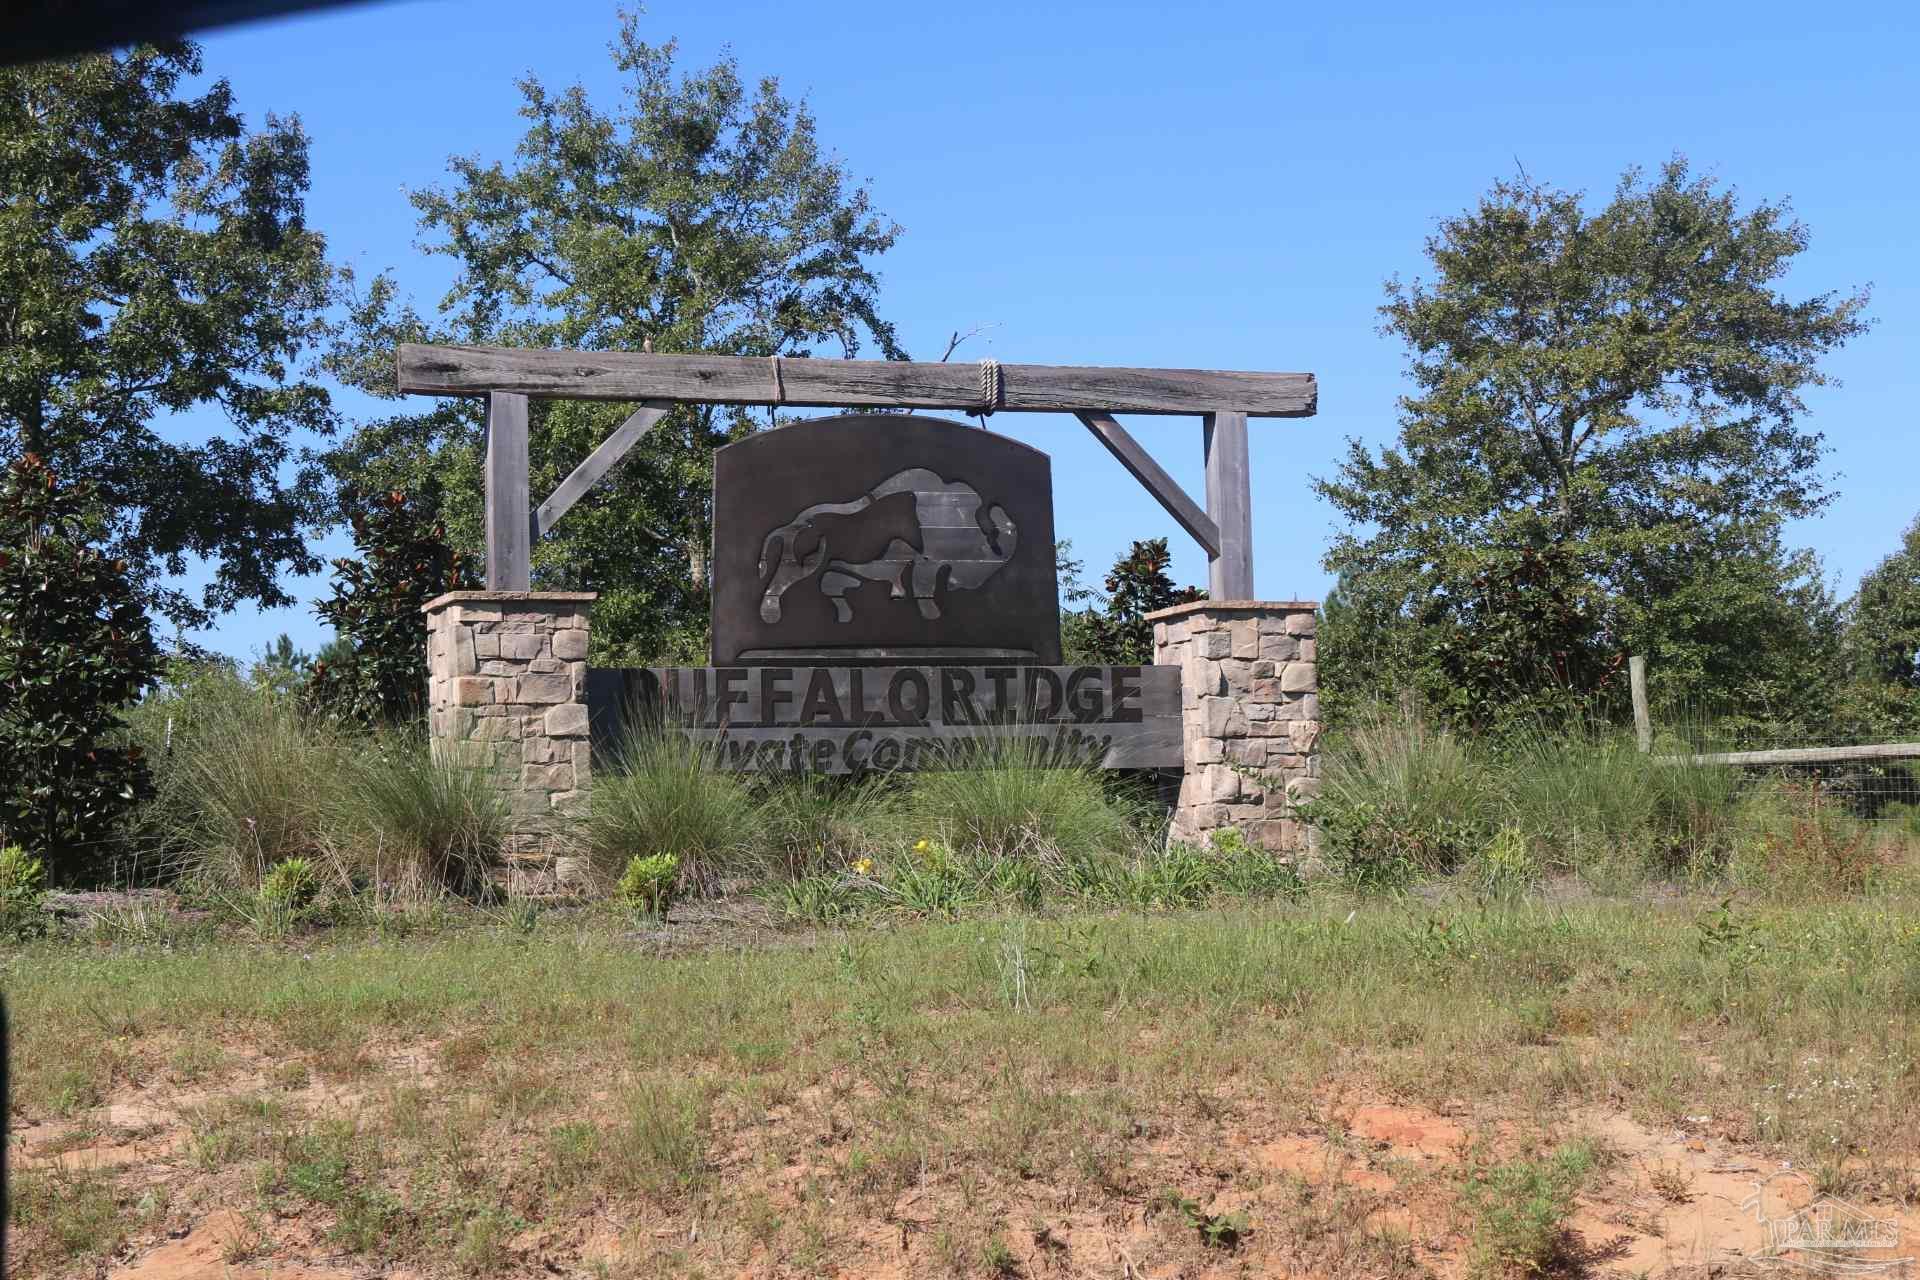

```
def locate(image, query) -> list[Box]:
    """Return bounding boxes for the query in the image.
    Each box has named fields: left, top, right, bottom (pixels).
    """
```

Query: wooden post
left=1629, top=655, right=1652, bottom=753
left=1202, top=410, right=1253, bottom=599
left=485, top=391, right=531, bottom=591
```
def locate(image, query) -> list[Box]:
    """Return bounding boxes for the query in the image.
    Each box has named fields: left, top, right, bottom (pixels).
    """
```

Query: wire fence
left=1650, top=718, right=1920, bottom=824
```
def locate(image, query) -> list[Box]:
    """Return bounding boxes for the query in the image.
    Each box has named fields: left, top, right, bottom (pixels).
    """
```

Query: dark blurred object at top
left=4, top=0, right=388, bottom=66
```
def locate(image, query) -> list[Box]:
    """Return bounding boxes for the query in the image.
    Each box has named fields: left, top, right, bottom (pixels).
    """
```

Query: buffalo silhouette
left=757, top=468, right=1018, bottom=624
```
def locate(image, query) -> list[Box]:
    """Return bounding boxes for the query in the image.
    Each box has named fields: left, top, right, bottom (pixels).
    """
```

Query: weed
left=1459, top=1142, right=1596, bottom=1277
left=8, top=1164, right=126, bottom=1264
left=1166, top=1192, right=1251, bottom=1250
left=454, top=1208, right=521, bottom=1274
left=1645, top=1159, right=1694, bottom=1204
left=981, top=1232, right=1020, bottom=1275
left=766, top=872, right=868, bottom=922
left=615, top=852, right=681, bottom=918
left=0, top=843, right=49, bottom=937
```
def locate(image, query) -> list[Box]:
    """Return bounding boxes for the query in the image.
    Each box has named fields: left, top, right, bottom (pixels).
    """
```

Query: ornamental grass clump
left=328, top=737, right=508, bottom=897
left=900, top=735, right=1146, bottom=867
left=1300, top=706, right=1496, bottom=888
left=581, top=732, right=764, bottom=895
left=753, top=772, right=896, bottom=878
left=141, top=669, right=353, bottom=889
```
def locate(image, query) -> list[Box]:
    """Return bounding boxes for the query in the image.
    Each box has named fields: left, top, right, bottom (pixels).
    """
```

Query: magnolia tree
left=0, top=455, right=161, bottom=875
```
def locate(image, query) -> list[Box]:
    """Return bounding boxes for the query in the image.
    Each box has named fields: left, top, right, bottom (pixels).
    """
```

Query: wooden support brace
left=535, top=401, right=671, bottom=538
left=485, top=391, right=531, bottom=591
left=1076, top=412, right=1221, bottom=558
left=1203, top=410, right=1253, bottom=599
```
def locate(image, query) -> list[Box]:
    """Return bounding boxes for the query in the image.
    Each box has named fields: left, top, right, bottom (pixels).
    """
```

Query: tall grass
left=1306, top=703, right=1918, bottom=894
left=328, top=738, right=507, bottom=896
left=133, top=666, right=505, bottom=897
left=578, top=732, right=765, bottom=894
left=135, top=670, right=352, bottom=888
left=900, top=736, right=1148, bottom=864
left=1500, top=726, right=1741, bottom=881
left=1305, top=707, right=1496, bottom=886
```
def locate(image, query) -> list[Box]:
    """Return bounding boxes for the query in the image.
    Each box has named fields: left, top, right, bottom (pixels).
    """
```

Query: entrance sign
left=710, top=415, right=1061, bottom=665
left=589, top=664, right=1182, bottom=772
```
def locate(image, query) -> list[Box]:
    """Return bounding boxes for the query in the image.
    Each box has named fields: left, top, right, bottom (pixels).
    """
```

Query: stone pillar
left=423, top=591, right=596, bottom=870
left=1146, top=600, right=1320, bottom=854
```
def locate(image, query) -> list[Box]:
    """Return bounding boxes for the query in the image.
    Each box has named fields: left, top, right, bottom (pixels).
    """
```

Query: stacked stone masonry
left=1146, top=599, right=1319, bottom=854
left=423, top=591, right=596, bottom=865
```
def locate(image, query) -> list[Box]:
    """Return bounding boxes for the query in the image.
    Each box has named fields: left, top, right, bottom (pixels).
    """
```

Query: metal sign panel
left=587, top=665, right=1181, bottom=773
left=710, top=414, right=1061, bottom=665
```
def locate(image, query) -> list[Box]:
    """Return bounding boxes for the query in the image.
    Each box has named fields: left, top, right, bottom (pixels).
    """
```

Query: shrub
left=615, top=853, right=680, bottom=916
left=328, top=737, right=507, bottom=896
left=580, top=733, right=763, bottom=895
left=261, top=856, right=321, bottom=910
left=306, top=482, right=476, bottom=731
left=0, top=454, right=163, bottom=878
left=0, top=844, right=50, bottom=937
left=1299, top=707, right=1495, bottom=887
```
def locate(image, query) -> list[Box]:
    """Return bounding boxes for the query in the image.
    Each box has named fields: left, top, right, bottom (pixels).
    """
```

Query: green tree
left=1068, top=538, right=1205, bottom=666
left=1835, top=516, right=1920, bottom=735
left=1318, top=159, right=1867, bottom=730
left=328, top=17, right=904, bottom=662
left=306, top=482, right=477, bottom=730
left=0, top=43, right=339, bottom=632
left=1846, top=516, right=1920, bottom=691
left=0, top=454, right=162, bottom=877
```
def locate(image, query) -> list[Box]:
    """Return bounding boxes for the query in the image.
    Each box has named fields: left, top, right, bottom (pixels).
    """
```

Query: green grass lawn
left=8, top=888, right=1920, bottom=1277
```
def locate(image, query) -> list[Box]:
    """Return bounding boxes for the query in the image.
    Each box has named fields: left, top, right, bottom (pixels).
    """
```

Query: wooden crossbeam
left=1075, top=413, right=1220, bottom=557
left=534, top=401, right=671, bottom=538
left=398, top=343, right=1317, bottom=418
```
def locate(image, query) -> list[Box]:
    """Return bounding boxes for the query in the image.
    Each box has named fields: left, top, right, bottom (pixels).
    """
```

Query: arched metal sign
left=710, top=414, right=1061, bottom=665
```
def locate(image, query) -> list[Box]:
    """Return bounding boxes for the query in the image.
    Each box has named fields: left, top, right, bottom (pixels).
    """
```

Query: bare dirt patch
left=13, top=1046, right=1916, bottom=1279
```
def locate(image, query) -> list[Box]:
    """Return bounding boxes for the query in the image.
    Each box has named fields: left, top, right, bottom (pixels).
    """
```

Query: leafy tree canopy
left=1317, top=158, right=1867, bottom=729
left=0, top=42, right=338, bottom=632
left=328, top=16, right=905, bottom=663
left=1831, top=515, right=1920, bottom=736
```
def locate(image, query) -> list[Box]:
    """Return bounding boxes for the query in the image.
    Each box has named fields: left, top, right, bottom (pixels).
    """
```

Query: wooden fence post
left=485, top=391, right=531, bottom=591
left=1202, top=409, right=1253, bottom=599
left=1629, top=655, right=1652, bottom=753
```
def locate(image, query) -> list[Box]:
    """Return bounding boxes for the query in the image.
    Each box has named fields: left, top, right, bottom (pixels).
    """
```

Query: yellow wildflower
left=852, top=858, right=874, bottom=876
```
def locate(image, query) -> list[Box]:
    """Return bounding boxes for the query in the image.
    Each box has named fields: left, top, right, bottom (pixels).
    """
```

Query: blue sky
left=179, top=0, right=1919, bottom=661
